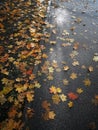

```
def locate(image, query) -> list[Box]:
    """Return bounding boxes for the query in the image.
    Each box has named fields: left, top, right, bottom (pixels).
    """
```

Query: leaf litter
left=0, top=0, right=98, bottom=129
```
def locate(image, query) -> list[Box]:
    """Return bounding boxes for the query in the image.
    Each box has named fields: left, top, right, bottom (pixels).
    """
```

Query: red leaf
left=26, top=69, right=32, bottom=75
left=68, top=92, right=78, bottom=100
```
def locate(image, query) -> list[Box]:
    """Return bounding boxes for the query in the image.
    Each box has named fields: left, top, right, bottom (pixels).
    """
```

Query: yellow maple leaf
left=47, top=74, right=54, bottom=80
left=70, top=72, right=77, bottom=80
left=0, top=94, right=7, bottom=105
left=63, top=79, right=69, bottom=86
left=56, top=87, right=62, bottom=93
left=59, top=94, right=67, bottom=102
left=48, top=111, right=56, bottom=119
left=8, top=96, right=14, bottom=103
left=48, top=67, right=54, bottom=73
left=49, top=86, right=57, bottom=94
left=26, top=91, right=34, bottom=102
left=76, top=88, right=83, bottom=94
left=34, top=81, right=41, bottom=88
left=83, top=78, right=91, bottom=86
left=68, top=101, right=74, bottom=108
left=52, top=94, right=60, bottom=104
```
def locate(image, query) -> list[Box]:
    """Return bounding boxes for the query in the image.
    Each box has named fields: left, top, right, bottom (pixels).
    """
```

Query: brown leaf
left=42, top=100, right=51, bottom=111
left=73, top=42, right=79, bottom=50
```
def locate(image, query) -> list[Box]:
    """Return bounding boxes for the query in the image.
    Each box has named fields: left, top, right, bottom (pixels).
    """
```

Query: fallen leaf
left=70, top=73, right=77, bottom=80
left=50, top=41, right=56, bottom=45
left=63, top=66, right=69, bottom=71
left=68, top=101, right=74, bottom=108
left=63, top=79, right=69, bottom=86
left=76, top=88, right=83, bottom=94
left=88, top=66, right=94, bottom=72
left=93, top=55, right=98, bottom=62
left=52, top=29, right=56, bottom=34
left=26, top=108, right=35, bottom=118
left=68, top=92, right=78, bottom=100
left=49, top=86, right=57, bottom=94
left=48, top=67, right=54, bottom=73
left=72, top=61, right=79, bottom=66
left=59, top=94, right=67, bottom=102
left=26, top=91, right=34, bottom=102
left=73, top=42, right=79, bottom=50
left=52, top=94, right=60, bottom=104
left=56, top=87, right=62, bottom=93
left=83, top=78, right=91, bottom=86
left=42, top=100, right=51, bottom=111
left=48, top=111, right=56, bottom=119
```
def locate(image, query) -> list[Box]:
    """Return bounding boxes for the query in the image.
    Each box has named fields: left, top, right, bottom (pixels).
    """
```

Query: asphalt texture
left=23, top=0, right=98, bottom=130
left=0, top=0, right=98, bottom=130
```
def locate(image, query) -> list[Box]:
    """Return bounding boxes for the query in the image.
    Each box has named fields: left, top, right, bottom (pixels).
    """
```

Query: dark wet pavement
left=0, top=0, right=98, bottom=130
left=23, top=0, right=98, bottom=130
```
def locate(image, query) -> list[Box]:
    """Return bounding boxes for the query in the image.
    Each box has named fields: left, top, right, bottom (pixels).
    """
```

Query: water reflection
left=53, top=8, right=70, bottom=26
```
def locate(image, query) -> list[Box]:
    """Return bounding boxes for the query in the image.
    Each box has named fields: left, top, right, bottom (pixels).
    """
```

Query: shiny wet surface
left=24, top=0, right=98, bottom=130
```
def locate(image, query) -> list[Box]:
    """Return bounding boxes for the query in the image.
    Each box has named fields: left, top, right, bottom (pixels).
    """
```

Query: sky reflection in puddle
left=53, top=8, right=70, bottom=26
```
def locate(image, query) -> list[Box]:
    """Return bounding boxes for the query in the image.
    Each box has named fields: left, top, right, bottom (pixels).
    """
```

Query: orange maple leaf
left=49, top=86, right=57, bottom=94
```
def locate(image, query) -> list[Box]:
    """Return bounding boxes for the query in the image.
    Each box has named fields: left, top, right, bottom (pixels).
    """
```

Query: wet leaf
left=93, top=55, right=98, bottom=62
left=26, top=108, right=35, bottom=118
left=68, top=101, right=74, bottom=108
left=70, top=73, right=77, bottom=80
left=73, top=42, right=79, bottom=50
left=83, top=78, right=91, bottom=86
left=49, top=86, right=57, bottom=94
left=59, top=94, right=67, bottom=102
left=48, top=111, right=56, bottom=119
left=88, top=66, right=94, bottom=72
left=63, top=79, right=69, bottom=86
left=63, top=66, right=69, bottom=71
left=72, top=61, right=79, bottom=66
left=42, top=100, right=51, bottom=111
left=68, top=92, right=78, bottom=100
left=52, top=94, right=60, bottom=104
left=76, top=88, right=83, bottom=94
left=26, top=91, right=34, bottom=102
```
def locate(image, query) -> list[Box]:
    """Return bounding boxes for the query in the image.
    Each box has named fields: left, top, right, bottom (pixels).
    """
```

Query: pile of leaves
left=0, top=0, right=48, bottom=129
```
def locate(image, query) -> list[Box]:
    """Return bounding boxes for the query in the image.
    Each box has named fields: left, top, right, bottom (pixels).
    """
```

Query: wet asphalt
left=23, top=0, right=98, bottom=130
